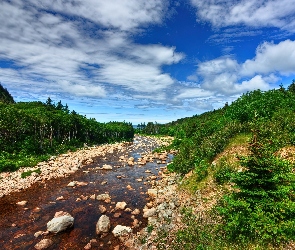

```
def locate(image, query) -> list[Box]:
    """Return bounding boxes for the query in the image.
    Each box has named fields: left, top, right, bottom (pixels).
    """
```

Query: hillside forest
left=138, top=80, right=295, bottom=249
left=0, top=83, right=134, bottom=172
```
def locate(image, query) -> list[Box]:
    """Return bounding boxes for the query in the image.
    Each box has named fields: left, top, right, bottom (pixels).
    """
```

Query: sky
left=1, top=0, right=295, bottom=124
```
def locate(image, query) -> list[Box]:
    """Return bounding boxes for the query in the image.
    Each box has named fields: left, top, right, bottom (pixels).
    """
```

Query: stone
left=34, top=239, right=53, bottom=249
left=34, top=231, right=44, bottom=238
left=76, top=181, right=88, bottom=186
left=47, top=212, right=74, bottom=233
left=16, top=200, right=27, bottom=206
left=96, top=193, right=110, bottom=201
left=67, top=181, right=76, bottom=187
left=56, top=196, right=64, bottom=201
left=143, top=208, right=156, bottom=218
left=147, top=189, right=157, bottom=197
left=112, top=225, right=132, bottom=237
left=115, top=202, right=127, bottom=210
left=89, top=194, right=96, bottom=200
left=131, top=209, right=140, bottom=215
left=84, top=243, right=91, bottom=249
left=96, top=215, right=111, bottom=234
left=128, top=157, right=134, bottom=162
left=102, top=165, right=112, bottom=170
left=98, top=205, right=107, bottom=214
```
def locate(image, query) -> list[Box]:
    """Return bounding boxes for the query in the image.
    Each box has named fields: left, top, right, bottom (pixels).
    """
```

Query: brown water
left=0, top=136, right=172, bottom=250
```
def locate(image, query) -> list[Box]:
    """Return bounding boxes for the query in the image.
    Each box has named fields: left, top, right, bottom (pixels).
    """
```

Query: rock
left=147, top=189, right=157, bottom=197
left=98, top=205, right=107, bottom=214
left=34, top=231, right=44, bottom=238
left=112, top=225, right=132, bottom=237
left=16, top=200, right=27, bottom=206
left=131, top=209, right=140, bottom=215
left=101, top=181, right=108, bottom=185
left=102, top=165, right=112, bottom=170
left=127, top=161, right=134, bottom=166
left=67, top=181, right=76, bottom=187
left=76, top=181, right=88, bottom=186
left=47, top=212, right=74, bottom=233
left=96, top=215, right=111, bottom=234
left=145, top=170, right=151, bottom=173
left=143, top=208, right=156, bottom=218
left=34, top=239, right=53, bottom=249
left=126, top=185, right=133, bottom=190
left=89, top=194, right=96, bottom=200
left=136, top=178, right=143, bottom=182
left=84, top=243, right=91, bottom=249
left=96, top=194, right=111, bottom=201
left=115, top=202, right=127, bottom=210
left=56, top=196, right=64, bottom=201
left=128, top=157, right=134, bottom=162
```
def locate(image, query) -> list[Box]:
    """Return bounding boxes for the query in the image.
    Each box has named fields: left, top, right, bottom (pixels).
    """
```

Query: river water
left=0, top=136, right=172, bottom=249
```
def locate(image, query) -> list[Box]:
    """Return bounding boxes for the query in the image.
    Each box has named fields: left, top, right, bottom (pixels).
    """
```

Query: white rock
left=16, top=200, right=27, bottom=206
left=47, top=214, right=74, bottom=233
left=143, top=208, right=156, bottom=218
left=102, top=165, right=113, bottom=170
left=67, top=181, right=76, bottom=187
left=96, top=194, right=111, bottom=201
left=112, top=225, right=132, bottom=237
left=115, top=202, right=127, bottom=210
left=96, top=215, right=111, bottom=234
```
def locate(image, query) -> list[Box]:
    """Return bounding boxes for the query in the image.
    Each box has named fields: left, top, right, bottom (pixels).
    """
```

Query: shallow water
left=0, top=136, right=172, bottom=250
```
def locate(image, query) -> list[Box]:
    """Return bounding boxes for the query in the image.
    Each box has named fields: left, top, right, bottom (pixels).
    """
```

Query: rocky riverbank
left=0, top=136, right=173, bottom=197
left=0, top=135, right=179, bottom=249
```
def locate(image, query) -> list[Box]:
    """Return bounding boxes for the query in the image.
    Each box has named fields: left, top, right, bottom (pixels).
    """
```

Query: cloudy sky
left=1, top=0, right=295, bottom=124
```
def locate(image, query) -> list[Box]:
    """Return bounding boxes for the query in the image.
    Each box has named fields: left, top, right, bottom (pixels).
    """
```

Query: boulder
left=96, top=215, right=111, bottom=234
left=112, top=225, right=132, bottom=237
left=47, top=212, right=74, bottom=233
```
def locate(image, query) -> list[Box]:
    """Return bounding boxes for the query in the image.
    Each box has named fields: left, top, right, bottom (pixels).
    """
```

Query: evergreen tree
left=0, top=83, right=15, bottom=104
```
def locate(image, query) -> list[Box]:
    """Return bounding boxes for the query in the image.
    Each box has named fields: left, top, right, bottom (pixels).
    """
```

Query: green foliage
left=0, top=87, right=134, bottom=172
left=216, top=131, right=295, bottom=245
left=21, top=168, right=41, bottom=178
left=213, top=157, right=236, bottom=185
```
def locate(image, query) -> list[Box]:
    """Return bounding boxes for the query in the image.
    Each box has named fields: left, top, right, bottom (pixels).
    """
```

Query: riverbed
left=0, top=135, right=173, bottom=250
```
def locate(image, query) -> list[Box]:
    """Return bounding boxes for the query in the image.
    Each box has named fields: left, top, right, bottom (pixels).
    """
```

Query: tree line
left=0, top=84, right=134, bottom=171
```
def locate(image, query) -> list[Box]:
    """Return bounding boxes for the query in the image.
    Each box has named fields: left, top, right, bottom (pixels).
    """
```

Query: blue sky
left=1, top=0, right=295, bottom=124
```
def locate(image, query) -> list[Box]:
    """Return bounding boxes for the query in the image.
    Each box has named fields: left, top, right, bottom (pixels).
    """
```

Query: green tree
left=0, top=83, right=15, bottom=104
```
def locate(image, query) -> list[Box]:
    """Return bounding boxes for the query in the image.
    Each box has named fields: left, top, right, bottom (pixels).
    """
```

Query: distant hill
left=0, top=83, right=15, bottom=104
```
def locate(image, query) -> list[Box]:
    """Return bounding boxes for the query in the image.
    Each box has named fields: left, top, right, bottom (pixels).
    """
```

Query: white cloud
left=241, top=40, right=295, bottom=76
left=190, top=0, right=295, bottom=32
left=0, top=0, right=183, bottom=101
left=176, top=88, right=213, bottom=99
left=32, top=0, right=168, bottom=31
left=191, top=40, right=295, bottom=96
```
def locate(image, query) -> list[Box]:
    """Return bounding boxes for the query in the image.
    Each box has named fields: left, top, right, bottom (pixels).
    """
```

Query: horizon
left=1, top=0, right=295, bottom=124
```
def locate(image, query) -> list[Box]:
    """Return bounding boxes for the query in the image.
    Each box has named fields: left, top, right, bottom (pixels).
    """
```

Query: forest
left=0, top=84, right=134, bottom=172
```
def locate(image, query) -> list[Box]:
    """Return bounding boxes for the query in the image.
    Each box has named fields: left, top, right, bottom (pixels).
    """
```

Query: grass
left=21, top=168, right=41, bottom=178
